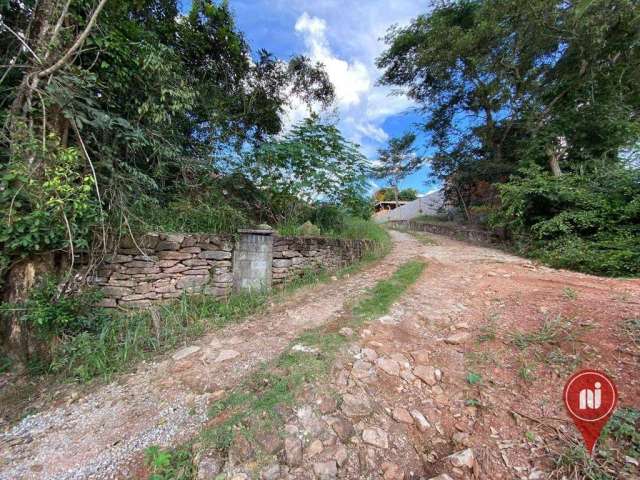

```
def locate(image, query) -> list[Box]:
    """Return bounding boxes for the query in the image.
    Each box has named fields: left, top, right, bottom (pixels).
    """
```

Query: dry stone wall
left=272, top=236, right=374, bottom=286
left=94, top=232, right=373, bottom=308
left=94, top=233, right=234, bottom=308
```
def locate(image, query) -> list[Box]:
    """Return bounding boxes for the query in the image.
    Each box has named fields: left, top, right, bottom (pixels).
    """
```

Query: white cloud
left=295, top=13, right=371, bottom=108
left=288, top=9, right=420, bottom=158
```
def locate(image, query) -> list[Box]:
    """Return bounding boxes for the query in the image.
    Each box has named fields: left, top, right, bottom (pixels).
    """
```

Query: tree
left=377, top=0, right=640, bottom=204
left=375, top=188, right=418, bottom=202
left=243, top=116, right=369, bottom=223
left=371, top=133, right=423, bottom=205
left=0, top=0, right=335, bottom=357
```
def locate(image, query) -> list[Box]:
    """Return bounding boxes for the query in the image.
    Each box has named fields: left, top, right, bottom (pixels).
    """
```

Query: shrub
left=131, top=197, right=249, bottom=234
left=1, top=276, right=107, bottom=339
left=493, top=165, right=640, bottom=276
left=312, top=204, right=346, bottom=232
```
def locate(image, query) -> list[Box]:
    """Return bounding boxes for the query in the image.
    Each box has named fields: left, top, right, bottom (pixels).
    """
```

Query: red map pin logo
left=563, top=369, right=618, bottom=455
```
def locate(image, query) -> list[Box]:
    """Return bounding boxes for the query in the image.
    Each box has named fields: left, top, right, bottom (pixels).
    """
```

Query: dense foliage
left=378, top=0, right=640, bottom=275
left=0, top=0, right=382, bottom=359
left=493, top=166, right=640, bottom=276
left=0, top=0, right=385, bottom=270
left=374, top=188, right=418, bottom=202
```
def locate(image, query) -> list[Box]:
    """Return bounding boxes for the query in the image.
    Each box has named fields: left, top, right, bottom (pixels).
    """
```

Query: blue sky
left=183, top=1, right=441, bottom=195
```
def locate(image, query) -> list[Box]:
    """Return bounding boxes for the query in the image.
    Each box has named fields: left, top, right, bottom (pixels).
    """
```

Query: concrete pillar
left=233, top=227, right=273, bottom=293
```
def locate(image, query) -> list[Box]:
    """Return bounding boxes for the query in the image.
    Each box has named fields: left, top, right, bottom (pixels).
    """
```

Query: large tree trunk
left=2, top=0, right=108, bottom=361
left=1, top=255, right=56, bottom=362
left=547, top=149, right=563, bottom=177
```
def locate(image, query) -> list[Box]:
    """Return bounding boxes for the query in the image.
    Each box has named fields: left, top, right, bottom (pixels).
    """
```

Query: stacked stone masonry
left=95, top=233, right=374, bottom=308
left=94, top=233, right=234, bottom=308
left=272, top=236, right=374, bottom=286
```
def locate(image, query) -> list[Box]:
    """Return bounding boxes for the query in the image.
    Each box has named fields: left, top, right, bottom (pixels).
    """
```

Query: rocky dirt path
left=0, top=231, right=424, bottom=480
left=250, top=233, right=639, bottom=480
left=2, top=231, right=639, bottom=480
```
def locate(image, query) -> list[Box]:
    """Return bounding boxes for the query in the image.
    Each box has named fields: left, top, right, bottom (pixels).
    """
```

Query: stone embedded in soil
left=389, top=353, right=411, bottom=369
left=410, top=350, right=430, bottom=365
left=328, top=417, right=355, bottom=442
left=255, top=431, right=283, bottom=455
left=447, top=448, right=475, bottom=468
left=335, top=445, right=348, bottom=466
left=382, top=462, right=405, bottom=480
left=317, top=395, right=338, bottom=414
left=362, top=348, right=378, bottom=362
left=229, top=474, right=249, bottom=480
left=341, top=393, right=372, bottom=417
left=351, top=360, right=373, bottom=379
left=376, top=358, right=400, bottom=376
left=196, top=453, right=222, bottom=480
left=413, top=365, right=437, bottom=386
left=172, top=345, right=201, bottom=361
left=444, top=332, right=471, bottom=345
left=229, top=433, right=254, bottom=464
left=391, top=407, right=414, bottom=424
left=400, top=369, right=416, bottom=382
left=306, top=439, right=324, bottom=457
left=452, top=432, right=471, bottom=447
left=214, top=349, right=240, bottom=362
left=285, top=437, right=303, bottom=466
left=362, top=427, right=389, bottom=449
left=260, top=464, right=281, bottom=480
left=339, top=327, right=354, bottom=336
left=428, top=475, right=454, bottom=480
left=410, top=410, right=431, bottom=432
left=313, top=460, right=338, bottom=479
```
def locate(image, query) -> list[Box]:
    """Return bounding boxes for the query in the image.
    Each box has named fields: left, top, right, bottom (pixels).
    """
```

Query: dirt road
left=1, top=230, right=638, bottom=479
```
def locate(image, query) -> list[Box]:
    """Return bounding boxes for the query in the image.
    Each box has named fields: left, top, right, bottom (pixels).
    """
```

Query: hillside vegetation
left=378, top=0, right=640, bottom=276
left=0, top=0, right=386, bottom=363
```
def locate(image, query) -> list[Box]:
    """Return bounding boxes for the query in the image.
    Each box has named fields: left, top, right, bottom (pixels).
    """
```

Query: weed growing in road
left=477, top=313, right=498, bottom=342
left=351, top=260, right=426, bottom=321
left=563, top=287, right=578, bottom=300
left=517, top=358, right=535, bottom=383
left=509, top=315, right=576, bottom=349
left=466, top=371, right=482, bottom=385
left=145, top=445, right=193, bottom=480
left=551, top=407, right=639, bottom=479
left=619, top=318, right=640, bottom=347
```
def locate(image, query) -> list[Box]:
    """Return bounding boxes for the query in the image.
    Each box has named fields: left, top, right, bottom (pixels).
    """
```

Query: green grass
left=0, top=354, right=11, bottom=374
left=509, top=316, right=577, bottom=350
left=146, top=258, right=426, bottom=475
left=278, top=217, right=391, bottom=248
left=49, top=292, right=269, bottom=382
left=351, top=260, right=425, bottom=321
left=466, top=371, right=483, bottom=385
left=553, top=408, right=640, bottom=479
left=476, top=314, right=498, bottom=342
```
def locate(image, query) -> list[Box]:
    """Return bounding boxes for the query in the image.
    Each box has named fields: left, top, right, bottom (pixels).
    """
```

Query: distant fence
left=388, top=220, right=498, bottom=244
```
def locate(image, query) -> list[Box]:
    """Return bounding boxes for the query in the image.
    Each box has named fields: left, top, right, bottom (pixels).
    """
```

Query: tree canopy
left=378, top=0, right=640, bottom=202
left=0, top=0, right=340, bottom=273
left=371, top=132, right=423, bottom=203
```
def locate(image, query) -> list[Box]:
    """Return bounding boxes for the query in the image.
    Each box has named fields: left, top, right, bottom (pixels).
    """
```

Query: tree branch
left=37, top=0, right=108, bottom=79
